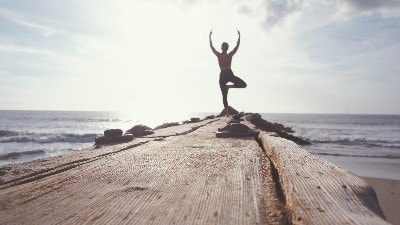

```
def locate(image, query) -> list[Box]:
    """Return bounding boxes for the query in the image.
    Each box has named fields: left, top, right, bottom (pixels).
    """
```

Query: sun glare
left=69, top=1, right=219, bottom=112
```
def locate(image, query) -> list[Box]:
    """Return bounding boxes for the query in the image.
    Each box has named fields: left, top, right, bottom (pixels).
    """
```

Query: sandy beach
left=363, top=177, right=400, bottom=225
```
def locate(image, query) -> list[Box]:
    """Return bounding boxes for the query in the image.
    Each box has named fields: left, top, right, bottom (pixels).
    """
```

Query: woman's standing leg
left=219, top=76, right=229, bottom=108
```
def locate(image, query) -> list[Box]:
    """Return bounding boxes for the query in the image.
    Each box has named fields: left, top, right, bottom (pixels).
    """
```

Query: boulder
left=126, top=125, right=154, bottom=137
left=205, top=115, right=216, bottom=120
left=216, top=122, right=256, bottom=138
left=250, top=114, right=294, bottom=133
left=154, top=122, right=180, bottom=130
left=272, top=122, right=294, bottom=133
left=190, top=117, right=201, bottom=123
left=183, top=117, right=201, bottom=124
left=227, top=118, right=241, bottom=124
left=251, top=113, right=262, bottom=120
left=232, top=112, right=245, bottom=120
left=249, top=114, right=311, bottom=145
left=104, top=129, right=123, bottom=137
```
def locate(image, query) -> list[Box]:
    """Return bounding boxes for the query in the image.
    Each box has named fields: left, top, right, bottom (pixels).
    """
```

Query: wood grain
left=258, top=131, right=389, bottom=225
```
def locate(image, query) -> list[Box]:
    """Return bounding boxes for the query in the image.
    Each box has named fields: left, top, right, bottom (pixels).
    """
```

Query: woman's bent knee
left=236, top=82, right=246, bottom=88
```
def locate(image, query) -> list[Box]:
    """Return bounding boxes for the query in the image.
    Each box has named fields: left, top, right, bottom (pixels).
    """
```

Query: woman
left=209, top=30, right=247, bottom=115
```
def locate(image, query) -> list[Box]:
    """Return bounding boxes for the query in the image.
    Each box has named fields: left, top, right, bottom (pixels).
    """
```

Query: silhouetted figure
left=209, top=30, right=247, bottom=115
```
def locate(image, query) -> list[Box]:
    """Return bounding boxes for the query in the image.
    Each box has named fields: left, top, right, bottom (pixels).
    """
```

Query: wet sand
left=363, top=177, right=400, bottom=225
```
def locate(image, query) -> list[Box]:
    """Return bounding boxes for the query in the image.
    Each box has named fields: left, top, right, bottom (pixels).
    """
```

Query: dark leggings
left=219, top=69, right=247, bottom=107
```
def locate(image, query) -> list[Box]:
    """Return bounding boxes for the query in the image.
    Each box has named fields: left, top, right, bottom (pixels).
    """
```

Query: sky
left=0, top=0, right=399, bottom=114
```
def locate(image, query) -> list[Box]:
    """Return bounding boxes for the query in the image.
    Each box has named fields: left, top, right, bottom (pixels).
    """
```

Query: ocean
left=261, top=113, right=400, bottom=158
left=0, top=110, right=192, bottom=165
left=261, top=113, right=400, bottom=180
left=1, top=110, right=399, bottom=179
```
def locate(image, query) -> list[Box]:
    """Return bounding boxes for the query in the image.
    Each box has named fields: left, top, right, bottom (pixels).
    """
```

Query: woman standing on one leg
left=209, top=30, right=247, bottom=115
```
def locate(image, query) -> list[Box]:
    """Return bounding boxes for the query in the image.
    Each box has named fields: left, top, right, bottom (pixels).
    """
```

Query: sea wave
left=46, top=117, right=125, bottom=123
left=310, top=137, right=400, bottom=148
left=0, top=129, right=19, bottom=137
left=313, top=152, right=400, bottom=159
left=0, top=149, right=47, bottom=160
left=0, top=130, right=99, bottom=144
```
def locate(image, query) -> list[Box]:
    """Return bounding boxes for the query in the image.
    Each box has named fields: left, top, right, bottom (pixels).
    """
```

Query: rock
left=205, top=115, right=216, bottom=120
left=104, top=129, right=123, bottom=137
left=190, top=117, right=200, bottom=123
left=218, top=123, right=251, bottom=132
left=227, top=118, right=241, bottom=124
left=252, top=113, right=262, bottom=120
left=154, top=122, right=180, bottom=130
left=216, top=123, right=256, bottom=138
left=232, top=112, right=245, bottom=120
left=95, top=134, right=133, bottom=145
left=275, top=131, right=311, bottom=146
left=272, top=122, right=294, bottom=133
left=250, top=114, right=294, bottom=133
left=244, top=113, right=254, bottom=122
left=218, top=106, right=239, bottom=117
left=183, top=118, right=201, bottom=124
left=126, top=125, right=154, bottom=137
left=249, top=114, right=311, bottom=145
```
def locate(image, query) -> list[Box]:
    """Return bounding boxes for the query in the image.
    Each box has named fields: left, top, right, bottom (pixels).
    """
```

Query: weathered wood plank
left=258, top=131, right=389, bottom=225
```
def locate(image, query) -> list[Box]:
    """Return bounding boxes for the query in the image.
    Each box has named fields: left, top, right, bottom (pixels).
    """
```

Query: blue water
left=1, top=111, right=399, bottom=170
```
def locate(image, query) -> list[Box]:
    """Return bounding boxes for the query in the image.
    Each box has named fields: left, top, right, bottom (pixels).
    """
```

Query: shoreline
left=316, top=154, right=400, bottom=180
left=362, top=176, right=400, bottom=225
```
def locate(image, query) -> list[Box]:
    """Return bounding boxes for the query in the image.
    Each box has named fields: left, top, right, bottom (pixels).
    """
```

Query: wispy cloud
left=257, top=0, right=400, bottom=31
left=0, top=7, right=67, bottom=37
left=333, top=0, right=400, bottom=12
left=262, top=0, right=304, bottom=28
left=0, top=43, right=54, bottom=55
